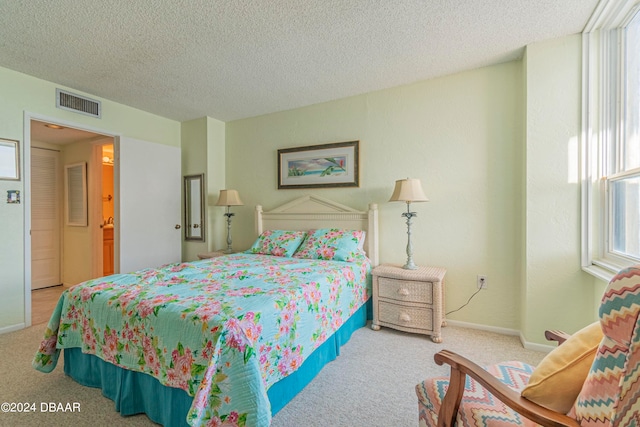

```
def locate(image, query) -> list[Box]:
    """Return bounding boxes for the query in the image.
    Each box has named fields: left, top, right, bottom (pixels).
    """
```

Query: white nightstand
left=371, top=263, right=447, bottom=343
left=197, top=250, right=230, bottom=259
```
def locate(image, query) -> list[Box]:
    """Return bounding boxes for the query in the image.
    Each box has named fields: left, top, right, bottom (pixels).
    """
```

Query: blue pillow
left=244, top=230, right=306, bottom=257
left=293, top=228, right=366, bottom=262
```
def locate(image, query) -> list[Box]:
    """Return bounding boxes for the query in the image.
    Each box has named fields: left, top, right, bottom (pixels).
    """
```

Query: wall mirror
left=184, top=174, right=205, bottom=241
left=0, top=138, right=20, bottom=180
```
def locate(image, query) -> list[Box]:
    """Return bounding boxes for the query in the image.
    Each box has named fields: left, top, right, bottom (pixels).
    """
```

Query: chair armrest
left=434, top=350, right=580, bottom=427
left=545, top=329, right=571, bottom=345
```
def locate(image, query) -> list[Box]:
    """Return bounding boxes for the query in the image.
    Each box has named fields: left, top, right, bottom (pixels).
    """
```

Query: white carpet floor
left=0, top=322, right=545, bottom=427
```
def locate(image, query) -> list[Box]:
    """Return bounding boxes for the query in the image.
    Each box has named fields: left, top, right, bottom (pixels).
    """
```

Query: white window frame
left=582, top=0, right=640, bottom=282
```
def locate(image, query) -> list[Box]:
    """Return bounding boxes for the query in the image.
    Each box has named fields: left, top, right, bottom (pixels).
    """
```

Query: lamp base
left=402, top=207, right=418, bottom=270
left=402, top=260, right=418, bottom=270
left=223, top=210, right=235, bottom=255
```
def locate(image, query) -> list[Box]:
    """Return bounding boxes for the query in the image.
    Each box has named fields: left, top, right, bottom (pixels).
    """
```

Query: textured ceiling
left=0, top=1, right=599, bottom=122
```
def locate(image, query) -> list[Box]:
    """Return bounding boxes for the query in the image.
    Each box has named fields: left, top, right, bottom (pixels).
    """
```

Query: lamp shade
left=215, top=189, right=244, bottom=206
left=388, top=178, right=428, bottom=203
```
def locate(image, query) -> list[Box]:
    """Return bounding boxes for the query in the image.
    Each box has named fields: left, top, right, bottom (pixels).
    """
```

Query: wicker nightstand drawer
left=378, top=301, right=433, bottom=331
left=377, top=276, right=432, bottom=304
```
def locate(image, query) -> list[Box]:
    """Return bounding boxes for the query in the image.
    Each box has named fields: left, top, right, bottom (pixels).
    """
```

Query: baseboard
left=0, top=322, right=26, bottom=335
left=445, top=319, right=520, bottom=336
left=520, top=333, right=556, bottom=353
left=445, top=319, right=555, bottom=353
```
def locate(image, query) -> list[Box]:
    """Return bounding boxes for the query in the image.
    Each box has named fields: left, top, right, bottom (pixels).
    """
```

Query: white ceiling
left=30, top=120, right=107, bottom=145
left=0, top=1, right=599, bottom=123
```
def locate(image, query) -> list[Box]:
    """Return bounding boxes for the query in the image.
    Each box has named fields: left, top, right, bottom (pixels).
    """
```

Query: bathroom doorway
left=101, top=144, right=115, bottom=275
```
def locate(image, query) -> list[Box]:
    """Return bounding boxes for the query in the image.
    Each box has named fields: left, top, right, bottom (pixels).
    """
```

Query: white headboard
left=255, top=195, right=379, bottom=266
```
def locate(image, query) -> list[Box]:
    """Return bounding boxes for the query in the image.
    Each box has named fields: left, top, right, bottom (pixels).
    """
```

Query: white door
left=31, top=148, right=61, bottom=289
left=116, top=137, right=181, bottom=273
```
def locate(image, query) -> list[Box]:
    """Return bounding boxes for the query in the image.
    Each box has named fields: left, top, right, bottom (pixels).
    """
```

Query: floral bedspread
left=33, top=253, right=370, bottom=426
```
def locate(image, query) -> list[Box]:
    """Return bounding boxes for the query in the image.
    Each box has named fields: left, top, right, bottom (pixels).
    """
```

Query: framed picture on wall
left=0, top=138, right=20, bottom=180
left=277, top=140, right=359, bottom=189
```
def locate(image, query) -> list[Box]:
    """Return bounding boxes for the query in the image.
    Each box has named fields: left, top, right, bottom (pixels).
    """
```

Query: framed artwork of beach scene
left=278, top=141, right=359, bottom=189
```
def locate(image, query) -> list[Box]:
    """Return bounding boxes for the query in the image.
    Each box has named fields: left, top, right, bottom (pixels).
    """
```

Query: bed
left=33, top=195, right=379, bottom=426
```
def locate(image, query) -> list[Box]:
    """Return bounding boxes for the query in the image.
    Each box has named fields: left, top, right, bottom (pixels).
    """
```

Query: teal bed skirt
left=64, top=300, right=370, bottom=426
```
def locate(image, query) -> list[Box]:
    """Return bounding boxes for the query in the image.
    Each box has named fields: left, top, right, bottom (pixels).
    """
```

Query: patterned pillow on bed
left=245, top=230, right=307, bottom=257
left=293, top=228, right=366, bottom=262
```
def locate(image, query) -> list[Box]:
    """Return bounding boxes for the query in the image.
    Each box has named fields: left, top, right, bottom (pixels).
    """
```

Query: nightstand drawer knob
left=397, top=288, right=410, bottom=296
left=399, top=312, right=411, bottom=323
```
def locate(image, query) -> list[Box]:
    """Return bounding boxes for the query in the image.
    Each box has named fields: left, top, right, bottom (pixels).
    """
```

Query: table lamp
left=215, top=189, right=244, bottom=253
left=389, top=178, right=429, bottom=269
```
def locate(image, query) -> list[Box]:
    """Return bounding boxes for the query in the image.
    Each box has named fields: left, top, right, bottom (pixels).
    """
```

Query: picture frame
left=0, top=138, right=20, bottom=180
left=278, top=141, right=359, bottom=189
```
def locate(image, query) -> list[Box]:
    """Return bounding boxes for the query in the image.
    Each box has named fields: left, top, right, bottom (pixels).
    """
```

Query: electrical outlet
left=477, top=275, right=488, bottom=290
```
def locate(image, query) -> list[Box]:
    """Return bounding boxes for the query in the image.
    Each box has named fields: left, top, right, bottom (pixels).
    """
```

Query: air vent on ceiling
left=56, top=89, right=101, bottom=119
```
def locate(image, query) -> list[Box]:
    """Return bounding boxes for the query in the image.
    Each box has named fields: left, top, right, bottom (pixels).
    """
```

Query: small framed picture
left=0, top=138, right=20, bottom=180
left=278, top=141, right=359, bottom=189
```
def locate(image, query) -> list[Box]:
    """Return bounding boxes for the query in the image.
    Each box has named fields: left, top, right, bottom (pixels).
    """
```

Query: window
left=583, top=1, right=640, bottom=280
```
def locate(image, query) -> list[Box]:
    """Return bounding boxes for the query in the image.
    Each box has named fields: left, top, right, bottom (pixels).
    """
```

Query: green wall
left=224, top=34, right=608, bottom=345
left=181, top=117, right=226, bottom=261
left=225, top=60, right=526, bottom=334
left=522, top=36, right=601, bottom=340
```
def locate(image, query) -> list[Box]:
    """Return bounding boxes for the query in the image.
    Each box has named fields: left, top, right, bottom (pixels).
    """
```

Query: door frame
left=23, top=111, right=120, bottom=327
left=90, top=139, right=117, bottom=280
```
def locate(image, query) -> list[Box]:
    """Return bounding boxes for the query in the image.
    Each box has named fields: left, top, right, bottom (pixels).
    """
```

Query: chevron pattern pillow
left=571, top=265, right=640, bottom=426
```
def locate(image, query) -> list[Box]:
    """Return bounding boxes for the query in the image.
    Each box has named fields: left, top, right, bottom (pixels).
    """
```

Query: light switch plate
left=7, top=190, right=20, bottom=204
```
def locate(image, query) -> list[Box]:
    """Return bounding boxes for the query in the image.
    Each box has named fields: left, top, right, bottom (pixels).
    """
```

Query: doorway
left=102, top=144, right=115, bottom=275
left=29, top=119, right=115, bottom=324
left=24, top=114, right=182, bottom=328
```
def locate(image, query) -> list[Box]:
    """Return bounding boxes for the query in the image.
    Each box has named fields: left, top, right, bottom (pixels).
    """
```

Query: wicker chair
left=416, top=265, right=640, bottom=427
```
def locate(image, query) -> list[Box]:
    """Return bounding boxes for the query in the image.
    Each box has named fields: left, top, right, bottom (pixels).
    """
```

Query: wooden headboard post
left=255, top=204, right=264, bottom=236
left=254, top=195, right=379, bottom=266
left=367, top=203, right=379, bottom=267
